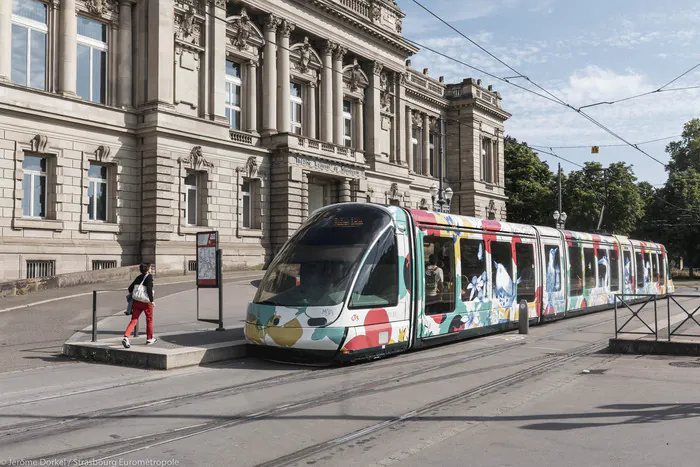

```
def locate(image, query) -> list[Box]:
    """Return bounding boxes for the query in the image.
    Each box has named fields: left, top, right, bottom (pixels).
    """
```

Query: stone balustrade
left=269, top=133, right=366, bottom=165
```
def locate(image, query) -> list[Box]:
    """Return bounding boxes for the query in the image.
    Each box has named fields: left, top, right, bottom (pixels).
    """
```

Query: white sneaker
left=122, top=337, right=130, bottom=348
left=146, top=338, right=158, bottom=345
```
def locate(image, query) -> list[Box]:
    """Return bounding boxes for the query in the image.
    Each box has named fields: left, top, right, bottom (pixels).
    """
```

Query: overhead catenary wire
left=404, top=2, right=682, bottom=170
left=199, top=6, right=691, bottom=216
left=530, top=134, right=682, bottom=149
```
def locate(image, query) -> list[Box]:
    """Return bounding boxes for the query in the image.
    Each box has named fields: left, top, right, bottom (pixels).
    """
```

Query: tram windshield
left=254, top=205, right=393, bottom=307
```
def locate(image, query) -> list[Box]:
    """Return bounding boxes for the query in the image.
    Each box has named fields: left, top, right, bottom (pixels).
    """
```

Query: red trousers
left=124, top=301, right=154, bottom=340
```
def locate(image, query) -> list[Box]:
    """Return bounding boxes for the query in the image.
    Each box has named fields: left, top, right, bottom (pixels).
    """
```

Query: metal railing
left=92, top=289, right=139, bottom=342
left=614, top=293, right=700, bottom=341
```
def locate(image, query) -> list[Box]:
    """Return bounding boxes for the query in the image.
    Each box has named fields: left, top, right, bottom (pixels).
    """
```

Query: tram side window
left=460, top=238, right=487, bottom=302
left=635, top=252, right=645, bottom=288
left=583, top=248, right=596, bottom=290
left=623, top=250, right=633, bottom=288
left=569, top=246, right=583, bottom=296
left=647, top=252, right=654, bottom=283
left=515, top=243, right=536, bottom=302
left=544, top=245, right=562, bottom=292
left=654, top=253, right=660, bottom=282
left=491, top=241, right=513, bottom=301
left=423, top=235, right=455, bottom=315
left=597, top=249, right=608, bottom=289
left=610, top=249, right=620, bottom=291
left=349, top=229, right=398, bottom=309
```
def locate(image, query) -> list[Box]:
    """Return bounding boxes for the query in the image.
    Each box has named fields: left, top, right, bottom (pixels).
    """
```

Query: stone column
left=340, top=179, right=351, bottom=202
left=356, top=98, right=364, bottom=150
left=117, top=0, right=133, bottom=107
left=262, top=15, right=278, bottom=135
left=0, top=0, right=12, bottom=82
left=332, top=46, right=347, bottom=145
left=320, top=41, right=334, bottom=142
left=307, top=82, right=317, bottom=139
left=397, top=73, right=407, bottom=166
left=367, top=62, right=383, bottom=157
left=147, top=0, right=174, bottom=105
left=211, top=0, right=227, bottom=123
left=59, top=0, right=77, bottom=96
left=247, top=59, right=258, bottom=133
left=423, top=114, right=430, bottom=176
left=406, top=107, right=413, bottom=172
left=277, top=19, right=294, bottom=133
left=301, top=172, right=309, bottom=220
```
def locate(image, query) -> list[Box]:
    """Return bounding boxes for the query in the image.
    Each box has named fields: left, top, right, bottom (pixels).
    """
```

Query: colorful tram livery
left=245, top=204, right=673, bottom=362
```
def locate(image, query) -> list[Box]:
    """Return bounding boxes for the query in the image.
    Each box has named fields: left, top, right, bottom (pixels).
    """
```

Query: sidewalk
left=62, top=271, right=264, bottom=370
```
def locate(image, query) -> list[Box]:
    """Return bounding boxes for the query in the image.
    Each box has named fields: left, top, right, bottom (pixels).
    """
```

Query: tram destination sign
left=196, top=231, right=219, bottom=288
left=293, top=156, right=363, bottom=178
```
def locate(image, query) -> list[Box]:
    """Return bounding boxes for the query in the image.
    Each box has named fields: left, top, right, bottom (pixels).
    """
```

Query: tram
left=245, top=203, right=673, bottom=362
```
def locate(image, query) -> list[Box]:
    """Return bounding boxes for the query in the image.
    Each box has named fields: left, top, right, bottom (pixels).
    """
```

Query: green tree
left=666, top=119, right=700, bottom=173
left=657, top=169, right=700, bottom=270
left=562, top=162, right=644, bottom=235
left=504, top=136, right=556, bottom=226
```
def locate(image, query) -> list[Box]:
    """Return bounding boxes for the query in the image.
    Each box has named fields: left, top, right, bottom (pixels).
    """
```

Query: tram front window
left=254, top=206, right=392, bottom=307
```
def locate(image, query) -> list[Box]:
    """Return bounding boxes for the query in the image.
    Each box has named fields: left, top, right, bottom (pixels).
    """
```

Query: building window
left=11, top=0, right=48, bottom=90
left=76, top=16, right=107, bottom=104
left=184, top=172, right=198, bottom=226
left=225, top=60, right=242, bottom=130
left=26, top=259, right=55, bottom=279
left=87, top=163, right=108, bottom=221
left=343, top=100, right=353, bottom=147
left=92, top=260, right=117, bottom=270
left=22, top=155, right=47, bottom=218
left=482, top=138, right=493, bottom=183
left=242, top=180, right=251, bottom=228
left=290, top=82, right=303, bottom=135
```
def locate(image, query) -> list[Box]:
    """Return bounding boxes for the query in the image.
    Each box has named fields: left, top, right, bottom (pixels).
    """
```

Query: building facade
left=0, top=0, right=510, bottom=281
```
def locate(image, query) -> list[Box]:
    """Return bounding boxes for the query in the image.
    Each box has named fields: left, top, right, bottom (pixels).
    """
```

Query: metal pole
left=654, top=296, right=658, bottom=341
left=92, top=290, right=97, bottom=342
left=558, top=163, right=562, bottom=215
left=518, top=299, right=529, bottom=334
left=667, top=295, right=671, bottom=342
left=614, top=294, right=618, bottom=339
left=216, top=248, right=225, bottom=331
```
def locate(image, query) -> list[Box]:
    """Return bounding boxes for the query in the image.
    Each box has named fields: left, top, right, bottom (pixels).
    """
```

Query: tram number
left=351, top=314, right=360, bottom=322
left=321, top=308, right=333, bottom=317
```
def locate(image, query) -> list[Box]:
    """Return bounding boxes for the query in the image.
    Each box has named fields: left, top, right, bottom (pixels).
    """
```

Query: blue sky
left=397, top=0, right=700, bottom=186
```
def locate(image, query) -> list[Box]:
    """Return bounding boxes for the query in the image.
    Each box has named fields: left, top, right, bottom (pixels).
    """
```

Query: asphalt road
left=2, top=300, right=700, bottom=466
left=0, top=274, right=261, bottom=373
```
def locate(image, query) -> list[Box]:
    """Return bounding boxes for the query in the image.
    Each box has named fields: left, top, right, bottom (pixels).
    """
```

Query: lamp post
left=553, top=210, right=567, bottom=229
left=429, top=117, right=454, bottom=213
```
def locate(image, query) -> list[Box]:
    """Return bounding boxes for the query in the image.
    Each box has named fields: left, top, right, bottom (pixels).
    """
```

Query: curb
left=608, top=338, right=700, bottom=356
left=62, top=339, right=249, bottom=370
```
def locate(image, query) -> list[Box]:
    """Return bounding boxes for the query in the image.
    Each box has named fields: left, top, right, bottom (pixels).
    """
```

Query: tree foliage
left=504, top=136, right=556, bottom=226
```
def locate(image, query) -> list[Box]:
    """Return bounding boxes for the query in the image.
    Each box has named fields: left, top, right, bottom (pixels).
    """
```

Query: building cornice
left=405, top=87, right=448, bottom=109
left=300, top=0, right=419, bottom=56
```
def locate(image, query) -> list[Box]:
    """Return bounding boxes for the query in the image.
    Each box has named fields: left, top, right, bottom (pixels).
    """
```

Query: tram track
left=255, top=339, right=609, bottom=467
left=17, top=336, right=605, bottom=467
left=11, top=331, right=606, bottom=463
left=0, top=305, right=626, bottom=447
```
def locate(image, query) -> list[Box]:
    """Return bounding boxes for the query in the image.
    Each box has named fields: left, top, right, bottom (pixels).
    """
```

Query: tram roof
left=407, top=209, right=537, bottom=237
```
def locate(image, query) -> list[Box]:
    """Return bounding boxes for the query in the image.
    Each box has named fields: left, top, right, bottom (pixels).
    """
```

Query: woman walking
left=122, top=263, right=156, bottom=348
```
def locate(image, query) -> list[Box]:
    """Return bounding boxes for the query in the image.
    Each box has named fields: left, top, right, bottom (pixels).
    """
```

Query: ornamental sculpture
left=180, top=146, right=214, bottom=171
left=348, top=59, right=363, bottom=91
left=299, top=37, right=312, bottom=73
left=84, top=0, right=114, bottom=16
left=230, top=8, right=253, bottom=50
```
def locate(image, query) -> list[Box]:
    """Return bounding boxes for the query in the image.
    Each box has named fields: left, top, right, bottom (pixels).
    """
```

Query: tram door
left=541, top=241, right=566, bottom=318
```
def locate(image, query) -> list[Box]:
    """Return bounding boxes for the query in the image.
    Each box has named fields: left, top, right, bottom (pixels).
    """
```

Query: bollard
left=216, top=248, right=225, bottom=331
left=518, top=299, right=529, bottom=334
left=92, top=290, right=97, bottom=342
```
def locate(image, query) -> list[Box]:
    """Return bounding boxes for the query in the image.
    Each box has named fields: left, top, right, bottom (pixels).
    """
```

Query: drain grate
left=669, top=361, right=700, bottom=368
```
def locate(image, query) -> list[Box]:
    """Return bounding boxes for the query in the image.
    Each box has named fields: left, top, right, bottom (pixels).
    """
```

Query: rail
left=614, top=293, right=700, bottom=341
left=92, top=289, right=139, bottom=342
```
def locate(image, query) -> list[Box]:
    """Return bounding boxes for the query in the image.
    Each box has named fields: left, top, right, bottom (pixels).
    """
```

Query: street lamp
left=428, top=118, right=454, bottom=213
left=553, top=210, right=567, bottom=229
left=430, top=183, right=453, bottom=213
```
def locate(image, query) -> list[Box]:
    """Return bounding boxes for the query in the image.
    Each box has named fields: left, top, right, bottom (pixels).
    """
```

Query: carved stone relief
left=94, top=145, right=111, bottom=162
left=179, top=146, right=214, bottom=171
left=229, top=7, right=253, bottom=50
left=29, top=134, right=49, bottom=153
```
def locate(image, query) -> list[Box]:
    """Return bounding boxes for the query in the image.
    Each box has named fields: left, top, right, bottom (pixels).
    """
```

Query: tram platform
left=62, top=271, right=261, bottom=370
left=609, top=289, right=700, bottom=356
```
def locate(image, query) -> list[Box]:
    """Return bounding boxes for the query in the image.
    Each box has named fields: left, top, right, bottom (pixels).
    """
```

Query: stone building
left=0, top=0, right=510, bottom=281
